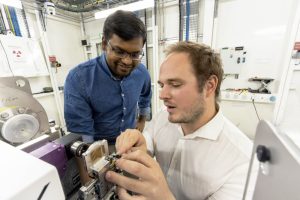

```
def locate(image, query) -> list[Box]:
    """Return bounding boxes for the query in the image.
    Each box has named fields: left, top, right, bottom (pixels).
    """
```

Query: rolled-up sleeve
left=64, top=70, right=94, bottom=135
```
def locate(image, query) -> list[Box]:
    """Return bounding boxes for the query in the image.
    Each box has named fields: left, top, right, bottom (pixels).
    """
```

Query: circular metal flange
left=1, top=114, right=40, bottom=144
left=71, top=141, right=89, bottom=157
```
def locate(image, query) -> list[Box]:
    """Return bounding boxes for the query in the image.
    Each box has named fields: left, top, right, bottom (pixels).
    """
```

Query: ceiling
left=36, top=0, right=139, bottom=12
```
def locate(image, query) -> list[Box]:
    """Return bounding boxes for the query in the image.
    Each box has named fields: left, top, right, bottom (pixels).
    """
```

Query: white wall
left=12, top=0, right=298, bottom=139
left=21, top=8, right=85, bottom=128
left=278, top=19, right=300, bottom=133
left=214, top=0, right=294, bottom=87
left=214, top=0, right=300, bottom=138
left=84, top=18, right=105, bottom=38
left=45, top=16, right=85, bottom=86
left=81, top=0, right=300, bottom=139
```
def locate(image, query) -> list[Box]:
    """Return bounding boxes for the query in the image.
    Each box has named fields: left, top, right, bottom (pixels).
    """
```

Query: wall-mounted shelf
left=221, top=91, right=277, bottom=104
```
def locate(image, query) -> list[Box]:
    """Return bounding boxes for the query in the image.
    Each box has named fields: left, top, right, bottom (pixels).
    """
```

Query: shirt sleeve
left=207, top=162, right=251, bottom=200
left=143, top=114, right=156, bottom=156
left=64, top=70, right=94, bottom=135
left=138, top=69, right=152, bottom=117
left=143, top=130, right=154, bottom=156
left=142, top=109, right=167, bottom=156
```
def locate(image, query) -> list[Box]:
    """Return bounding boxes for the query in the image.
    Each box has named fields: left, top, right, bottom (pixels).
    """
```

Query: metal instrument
left=0, top=76, right=50, bottom=145
left=71, top=140, right=121, bottom=200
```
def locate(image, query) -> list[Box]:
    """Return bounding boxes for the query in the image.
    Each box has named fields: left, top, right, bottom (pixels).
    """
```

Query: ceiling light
left=95, top=0, right=154, bottom=19
left=0, top=0, right=23, bottom=9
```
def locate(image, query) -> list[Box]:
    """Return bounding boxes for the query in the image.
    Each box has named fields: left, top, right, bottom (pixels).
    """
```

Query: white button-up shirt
left=143, top=109, right=253, bottom=200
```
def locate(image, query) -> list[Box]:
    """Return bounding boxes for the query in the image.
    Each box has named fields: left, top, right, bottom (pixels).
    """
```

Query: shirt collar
left=179, top=108, right=225, bottom=141
left=100, top=53, right=122, bottom=81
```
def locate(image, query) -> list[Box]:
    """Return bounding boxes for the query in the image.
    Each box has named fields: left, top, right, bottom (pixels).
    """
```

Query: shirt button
left=123, top=107, right=126, bottom=110
left=121, top=119, right=124, bottom=122
left=121, top=93, right=124, bottom=97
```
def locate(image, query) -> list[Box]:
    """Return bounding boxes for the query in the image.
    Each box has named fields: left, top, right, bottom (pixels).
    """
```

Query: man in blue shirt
left=64, top=10, right=152, bottom=144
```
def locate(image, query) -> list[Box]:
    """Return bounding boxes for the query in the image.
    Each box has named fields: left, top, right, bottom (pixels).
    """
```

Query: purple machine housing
left=21, top=133, right=82, bottom=198
left=30, top=141, right=68, bottom=177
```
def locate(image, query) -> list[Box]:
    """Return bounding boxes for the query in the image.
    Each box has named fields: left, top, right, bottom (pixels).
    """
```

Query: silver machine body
left=0, top=76, right=119, bottom=199
left=0, top=76, right=49, bottom=145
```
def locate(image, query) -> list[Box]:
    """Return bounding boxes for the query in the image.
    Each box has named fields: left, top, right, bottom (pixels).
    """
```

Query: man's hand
left=105, top=150, right=175, bottom=200
left=116, top=129, right=147, bottom=154
left=135, top=115, right=146, bottom=132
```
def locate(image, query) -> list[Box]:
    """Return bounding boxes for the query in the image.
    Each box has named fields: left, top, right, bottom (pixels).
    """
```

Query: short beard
left=169, top=95, right=205, bottom=124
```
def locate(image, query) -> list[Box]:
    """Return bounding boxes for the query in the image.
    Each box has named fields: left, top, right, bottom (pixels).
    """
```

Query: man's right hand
left=115, top=129, right=147, bottom=154
left=105, top=150, right=175, bottom=200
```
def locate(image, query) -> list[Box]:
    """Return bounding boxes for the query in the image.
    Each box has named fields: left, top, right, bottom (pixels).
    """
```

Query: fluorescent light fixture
left=0, top=0, right=22, bottom=9
left=95, top=0, right=154, bottom=19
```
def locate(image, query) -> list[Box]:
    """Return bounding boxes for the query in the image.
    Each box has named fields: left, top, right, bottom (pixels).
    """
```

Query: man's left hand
left=135, top=116, right=146, bottom=132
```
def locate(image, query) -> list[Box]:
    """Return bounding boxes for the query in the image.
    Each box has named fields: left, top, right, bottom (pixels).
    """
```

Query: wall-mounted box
left=220, top=46, right=247, bottom=75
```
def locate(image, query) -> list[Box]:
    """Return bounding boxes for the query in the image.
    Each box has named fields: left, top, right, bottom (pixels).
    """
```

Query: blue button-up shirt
left=64, top=54, right=152, bottom=143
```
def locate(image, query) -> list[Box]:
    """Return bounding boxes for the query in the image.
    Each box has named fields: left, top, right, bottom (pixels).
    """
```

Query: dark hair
left=165, top=41, right=224, bottom=100
left=103, top=10, right=147, bottom=44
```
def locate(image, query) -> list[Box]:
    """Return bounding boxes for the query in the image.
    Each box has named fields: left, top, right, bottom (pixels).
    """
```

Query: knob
left=256, top=145, right=271, bottom=163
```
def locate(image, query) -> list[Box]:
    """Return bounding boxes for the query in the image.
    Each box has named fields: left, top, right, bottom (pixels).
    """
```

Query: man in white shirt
left=105, top=41, right=253, bottom=200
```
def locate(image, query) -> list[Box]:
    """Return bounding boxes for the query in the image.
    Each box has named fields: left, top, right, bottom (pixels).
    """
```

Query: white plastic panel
left=215, top=0, right=295, bottom=80
left=215, top=0, right=298, bottom=137
left=0, top=35, right=49, bottom=77
left=220, top=46, right=247, bottom=75
left=0, top=140, right=65, bottom=200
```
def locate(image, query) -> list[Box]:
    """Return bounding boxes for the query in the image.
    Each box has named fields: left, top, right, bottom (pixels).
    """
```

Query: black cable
left=22, top=9, right=31, bottom=38
left=154, top=0, right=157, bottom=26
left=39, top=10, right=46, bottom=32
left=0, top=39, right=15, bottom=76
left=144, top=9, right=149, bottom=70
left=179, top=0, right=183, bottom=41
left=44, top=9, right=48, bottom=30
left=252, top=98, right=260, bottom=121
